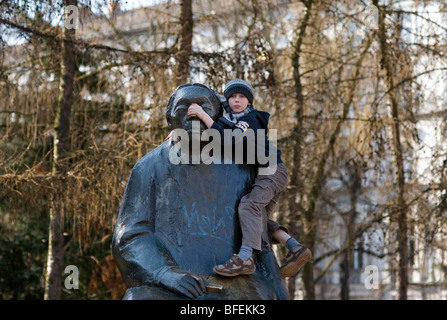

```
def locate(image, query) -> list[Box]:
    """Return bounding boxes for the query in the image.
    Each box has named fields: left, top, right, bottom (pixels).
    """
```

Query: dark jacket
left=210, top=108, right=283, bottom=167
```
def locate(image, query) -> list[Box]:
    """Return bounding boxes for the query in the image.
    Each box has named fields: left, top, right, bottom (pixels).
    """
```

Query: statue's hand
left=154, top=266, right=206, bottom=299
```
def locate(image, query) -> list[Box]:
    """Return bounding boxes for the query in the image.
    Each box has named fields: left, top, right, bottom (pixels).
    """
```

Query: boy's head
left=224, top=79, right=254, bottom=105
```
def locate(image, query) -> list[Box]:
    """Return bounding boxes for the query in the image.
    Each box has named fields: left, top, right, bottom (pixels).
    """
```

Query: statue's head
left=166, top=83, right=223, bottom=133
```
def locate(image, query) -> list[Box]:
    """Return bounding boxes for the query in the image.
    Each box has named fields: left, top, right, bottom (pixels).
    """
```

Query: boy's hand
left=187, top=103, right=206, bottom=120
left=187, top=103, right=215, bottom=128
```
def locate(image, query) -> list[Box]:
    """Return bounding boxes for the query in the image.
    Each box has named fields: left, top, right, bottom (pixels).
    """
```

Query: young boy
left=187, top=79, right=311, bottom=278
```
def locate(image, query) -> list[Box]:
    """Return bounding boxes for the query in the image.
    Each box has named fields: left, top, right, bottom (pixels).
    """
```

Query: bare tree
left=375, top=1, right=408, bottom=299
left=1, top=0, right=446, bottom=300
left=44, top=0, right=78, bottom=300
left=176, top=0, right=193, bottom=85
left=286, top=0, right=313, bottom=299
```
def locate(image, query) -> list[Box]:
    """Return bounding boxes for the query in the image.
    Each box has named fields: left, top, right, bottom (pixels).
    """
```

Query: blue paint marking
left=183, top=202, right=235, bottom=245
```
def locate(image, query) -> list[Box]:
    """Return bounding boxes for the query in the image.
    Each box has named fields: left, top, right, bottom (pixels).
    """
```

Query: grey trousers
left=238, top=162, right=289, bottom=252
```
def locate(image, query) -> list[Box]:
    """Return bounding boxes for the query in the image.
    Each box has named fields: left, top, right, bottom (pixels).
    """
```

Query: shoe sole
left=280, top=248, right=312, bottom=278
left=213, top=266, right=256, bottom=277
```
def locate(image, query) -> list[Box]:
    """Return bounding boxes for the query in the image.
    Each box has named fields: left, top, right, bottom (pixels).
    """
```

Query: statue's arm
left=112, top=159, right=205, bottom=298
left=112, top=162, right=168, bottom=287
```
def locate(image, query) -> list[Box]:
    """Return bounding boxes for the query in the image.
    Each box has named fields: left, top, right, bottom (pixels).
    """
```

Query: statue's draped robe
left=112, top=139, right=288, bottom=300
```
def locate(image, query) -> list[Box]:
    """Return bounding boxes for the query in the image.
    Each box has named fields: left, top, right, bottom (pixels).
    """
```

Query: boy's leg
left=214, top=163, right=291, bottom=277
left=268, top=220, right=302, bottom=251
left=280, top=243, right=312, bottom=278
left=271, top=225, right=292, bottom=245
left=213, top=175, right=281, bottom=277
left=267, top=221, right=311, bottom=278
left=267, top=220, right=289, bottom=244
left=238, top=182, right=277, bottom=252
left=238, top=163, right=289, bottom=251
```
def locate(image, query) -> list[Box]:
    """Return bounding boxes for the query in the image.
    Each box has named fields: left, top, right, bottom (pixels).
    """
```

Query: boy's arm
left=187, top=104, right=215, bottom=128
left=187, top=103, right=256, bottom=140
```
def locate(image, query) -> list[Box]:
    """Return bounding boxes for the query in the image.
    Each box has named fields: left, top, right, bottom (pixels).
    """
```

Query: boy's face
left=228, top=93, right=250, bottom=113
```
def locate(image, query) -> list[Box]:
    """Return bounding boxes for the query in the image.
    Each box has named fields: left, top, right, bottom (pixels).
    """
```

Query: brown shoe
left=213, top=254, right=256, bottom=277
left=280, top=245, right=312, bottom=278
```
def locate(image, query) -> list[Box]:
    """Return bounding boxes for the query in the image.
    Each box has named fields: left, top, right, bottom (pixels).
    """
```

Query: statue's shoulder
left=132, top=140, right=171, bottom=174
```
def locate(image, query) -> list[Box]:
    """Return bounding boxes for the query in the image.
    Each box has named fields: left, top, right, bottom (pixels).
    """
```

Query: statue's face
left=168, top=85, right=222, bottom=133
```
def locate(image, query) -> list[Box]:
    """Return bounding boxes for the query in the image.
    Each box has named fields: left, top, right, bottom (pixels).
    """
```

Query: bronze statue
left=112, top=83, right=288, bottom=299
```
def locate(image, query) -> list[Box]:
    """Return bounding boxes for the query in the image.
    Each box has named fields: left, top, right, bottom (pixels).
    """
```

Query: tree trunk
left=176, top=0, right=193, bottom=85
left=340, top=248, right=351, bottom=300
left=375, top=1, right=408, bottom=300
left=341, top=160, right=361, bottom=300
left=288, top=0, right=372, bottom=297
left=44, top=0, right=77, bottom=300
left=287, top=0, right=313, bottom=300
